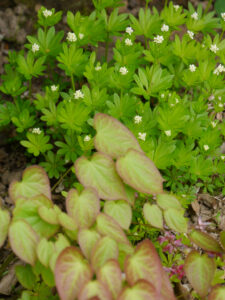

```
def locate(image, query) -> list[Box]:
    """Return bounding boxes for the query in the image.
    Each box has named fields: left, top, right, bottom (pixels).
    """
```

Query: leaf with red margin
left=9, top=166, right=51, bottom=202
left=75, top=153, right=127, bottom=201
left=164, top=208, right=188, bottom=233
left=97, top=260, right=122, bottom=299
left=78, top=280, right=112, bottom=300
left=9, top=220, right=39, bottom=265
left=94, top=113, right=142, bottom=159
left=78, top=228, right=101, bottom=260
left=124, top=239, right=163, bottom=295
left=66, top=188, right=100, bottom=228
left=184, top=251, right=215, bottom=298
left=160, top=271, right=177, bottom=300
left=116, top=149, right=163, bottom=195
left=189, top=230, right=223, bottom=253
left=58, top=212, right=78, bottom=231
left=220, top=231, right=225, bottom=250
left=118, top=280, right=158, bottom=300
left=55, top=246, right=93, bottom=300
left=96, top=213, right=129, bottom=245
left=208, top=286, right=225, bottom=300
left=143, top=203, right=163, bottom=229
left=104, top=200, right=132, bottom=230
left=91, top=236, right=118, bottom=272
left=0, top=208, right=10, bottom=248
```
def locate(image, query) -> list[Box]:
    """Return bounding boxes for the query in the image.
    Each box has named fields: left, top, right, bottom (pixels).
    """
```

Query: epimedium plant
left=0, top=0, right=224, bottom=200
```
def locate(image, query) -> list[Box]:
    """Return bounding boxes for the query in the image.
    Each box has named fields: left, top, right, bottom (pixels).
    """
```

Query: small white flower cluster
left=32, top=128, right=41, bottom=134
left=221, top=13, right=225, bottom=21
left=189, top=64, right=197, bottom=72
left=134, top=115, right=142, bottom=124
left=154, top=35, right=164, bottom=44
left=125, top=38, right=133, bottom=46
left=191, top=12, right=198, bottom=20
left=203, top=145, right=209, bottom=151
left=126, top=27, right=133, bottom=35
left=211, top=121, right=217, bottom=128
left=165, top=130, right=171, bottom=137
left=138, top=132, right=146, bottom=141
left=119, top=67, right=128, bottom=75
left=161, top=24, right=169, bottom=32
left=74, top=90, right=84, bottom=99
left=43, top=9, right=53, bottom=18
left=187, top=30, right=194, bottom=39
left=79, top=33, right=84, bottom=39
left=32, top=43, right=40, bottom=53
left=67, top=32, right=77, bottom=42
left=218, top=103, right=224, bottom=108
left=84, top=135, right=91, bottom=142
left=213, top=64, right=225, bottom=75
left=210, top=44, right=219, bottom=53
left=51, top=85, right=58, bottom=92
left=221, top=155, right=225, bottom=160
left=173, top=5, right=180, bottom=11
left=95, top=65, right=102, bottom=71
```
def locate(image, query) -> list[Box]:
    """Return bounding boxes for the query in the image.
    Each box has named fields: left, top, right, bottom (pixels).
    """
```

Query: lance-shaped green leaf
left=91, top=236, right=118, bottom=272
left=78, top=280, right=112, bottom=300
left=156, top=194, right=183, bottom=211
left=55, top=246, right=93, bottom=300
left=97, top=260, right=122, bottom=299
left=78, top=228, right=101, bottom=260
left=220, top=231, right=225, bottom=250
left=184, top=251, right=215, bottom=298
left=96, top=213, right=129, bottom=245
left=164, top=208, right=188, bottom=233
left=124, top=239, right=163, bottom=294
left=37, top=238, right=55, bottom=267
left=66, top=188, right=100, bottom=228
left=9, top=165, right=51, bottom=202
left=189, top=230, right=223, bottom=253
left=118, top=280, right=158, bottom=300
left=0, top=208, right=10, bottom=247
left=208, top=286, right=225, bottom=300
left=116, top=149, right=163, bottom=195
left=94, top=113, right=142, bottom=159
left=75, top=152, right=127, bottom=201
left=9, top=220, right=39, bottom=265
left=104, top=200, right=132, bottom=230
left=143, top=204, right=163, bottom=229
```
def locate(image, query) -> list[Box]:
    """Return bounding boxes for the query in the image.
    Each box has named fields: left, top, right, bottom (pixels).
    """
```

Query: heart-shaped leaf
left=164, top=208, right=188, bottom=233
left=78, top=280, right=112, bottom=300
left=75, top=152, right=127, bottom=200
left=38, top=206, right=59, bottom=225
left=116, top=149, right=163, bottom=195
left=208, top=286, right=225, bottom=300
left=9, top=166, right=51, bottom=202
left=78, top=228, right=101, bottom=260
left=160, top=271, right=177, bottom=300
left=143, top=204, right=163, bottom=229
left=156, top=194, right=182, bottom=211
left=0, top=208, right=10, bottom=247
left=37, top=238, right=55, bottom=267
left=66, top=188, right=100, bottom=228
left=118, top=280, right=158, bottom=300
left=58, top=212, right=78, bottom=231
left=55, top=246, right=93, bottom=300
left=184, top=251, right=215, bottom=298
left=94, top=113, right=142, bottom=159
left=189, top=230, right=223, bottom=253
left=9, top=220, right=39, bottom=265
left=104, top=200, right=132, bottom=230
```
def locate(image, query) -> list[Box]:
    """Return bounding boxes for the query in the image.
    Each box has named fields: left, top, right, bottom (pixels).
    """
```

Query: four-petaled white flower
left=32, top=128, right=41, bottom=134
left=189, top=64, right=196, bottom=72
left=119, top=67, right=128, bottom=75
left=210, top=44, right=219, bottom=53
left=154, top=35, right=164, bottom=44
left=32, top=43, right=40, bottom=53
left=51, top=85, right=58, bottom=92
left=173, top=5, right=180, bottom=11
left=126, top=27, right=133, bottom=35
left=84, top=135, right=91, bottom=142
left=211, top=121, right=217, bottom=128
left=165, top=130, right=171, bottom=136
left=125, top=38, right=133, bottom=46
left=218, top=103, right=224, bottom=108
left=221, top=155, right=225, bottom=160
left=161, top=24, right=169, bottom=32
left=134, top=115, right=142, bottom=124
left=213, top=64, right=225, bottom=75
left=43, top=9, right=53, bottom=18
left=95, top=65, right=102, bottom=71
left=79, top=33, right=84, bottom=39
left=221, top=13, right=225, bottom=21
left=67, top=32, right=77, bottom=42
left=191, top=12, right=198, bottom=20
left=203, top=145, right=209, bottom=151
left=74, top=90, right=84, bottom=99
left=187, top=30, right=194, bottom=39
left=138, top=132, right=146, bottom=141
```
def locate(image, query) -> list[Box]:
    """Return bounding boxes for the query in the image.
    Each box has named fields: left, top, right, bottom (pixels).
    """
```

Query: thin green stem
left=71, top=74, right=75, bottom=92
left=204, top=0, right=213, bottom=15
left=51, top=165, right=74, bottom=192
left=105, top=32, right=110, bottom=62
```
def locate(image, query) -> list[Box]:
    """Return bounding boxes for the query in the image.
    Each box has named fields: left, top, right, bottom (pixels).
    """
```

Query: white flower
left=161, top=93, right=165, bottom=98
left=32, top=128, right=41, bottom=134
left=154, top=35, right=164, bottom=44
left=95, top=65, right=102, bottom=71
left=173, top=5, right=180, bottom=11
left=79, top=33, right=84, bottom=39
left=191, top=12, right=198, bottom=20
left=126, top=27, right=133, bottom=35
left=138, top=132, right=146, bottom=141
left=32, top=43, right=40, bottom=53
left=134, top=115, right=142, bottom=124
left=51, top=85, right=58, bottom=92
left=74, top=90, right=84, bottom=99
left=218, top=103, right=224, bottom=108
left=84, top=135, right=91, bottom=142
left=175, top=98, right=179, bottom=104
left=165, top=130, right=171, bottom=136
left=170, top=103, right=175, bottom=107
left=203, top=145, right=209, bottom=151
left=211, top=121, right=217, bottom=128
left=213, top=64, right=225, bottom=75
left=43, top=9, right=53, bottom=18
left=119, top=67, right=128, bottom=75
left=210, top=44, right=219, bottom=53
left=221, top=13, right=225, bottom=21
left=161, top=24, right=169, bottom=32
left=168, top=93, right=171, bottom=97
left=218, top=96, right=222, bottom=100
left=67, top=32, right=77, bottom=42
left=208, top=95, right=215, bottom=101
left=125, top=38, right=133, bottom=46
left=189, top=64, right=196, bottom=72
left=221, top=155, right=225, bottom=160
left=187, top=30, right=194, bottom=39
